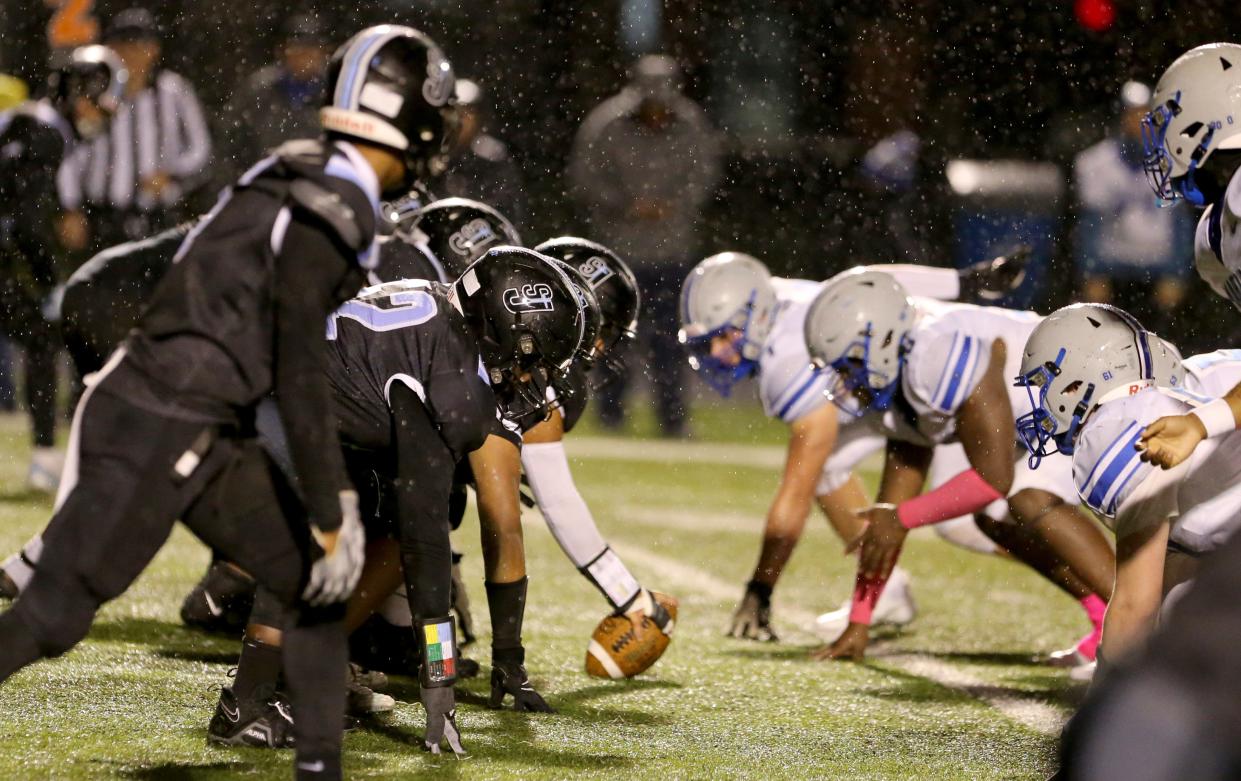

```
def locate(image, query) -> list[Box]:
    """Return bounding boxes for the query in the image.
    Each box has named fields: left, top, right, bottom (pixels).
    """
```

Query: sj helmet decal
left=503, top=283, right=555, bottom=314
left=578, top=256, right=616, bottom=289
left=448, top=218, right=497, bottom=257
left=422, top=46, right=454, bottom=107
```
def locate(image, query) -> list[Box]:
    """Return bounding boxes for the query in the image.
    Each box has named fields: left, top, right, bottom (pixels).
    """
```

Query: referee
left=59, top=7, right=212, bottom=246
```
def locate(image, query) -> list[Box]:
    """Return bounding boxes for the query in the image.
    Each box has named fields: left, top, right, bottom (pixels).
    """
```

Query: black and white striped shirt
left=58, top=70, right=211, bottom=212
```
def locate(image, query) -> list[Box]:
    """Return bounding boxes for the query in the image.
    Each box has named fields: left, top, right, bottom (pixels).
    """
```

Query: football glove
left=303, top=490, right=365, bottom=606
left=489, top=648, right=555, bottom=713
left=957, top=245, right=1030, bottom=303
left=420, top=685, right=466, bottom=756
left=727, top=580, right=778, bottom=641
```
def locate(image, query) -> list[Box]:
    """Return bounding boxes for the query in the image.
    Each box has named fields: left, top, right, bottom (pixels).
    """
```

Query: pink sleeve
left=896, top=468, right=1004, bottom=529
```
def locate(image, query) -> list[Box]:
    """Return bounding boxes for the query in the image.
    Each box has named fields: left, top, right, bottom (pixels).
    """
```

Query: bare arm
left=955, top=338, right=1015, bottom=496
left=1101, top=520, right=1169, bottom=662
left=750, top=404, right=839, bottom=586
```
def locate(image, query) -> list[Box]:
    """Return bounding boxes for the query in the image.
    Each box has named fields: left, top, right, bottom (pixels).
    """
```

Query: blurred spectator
left=568, top=54, right=721, bottom=436
left=440, top=78, right=528, bottom=227
left=59, top=7, right=212, bottom=248
left=224, top=14, right=330, bottom=177
left=1073, top=81, right=1194, bottom=334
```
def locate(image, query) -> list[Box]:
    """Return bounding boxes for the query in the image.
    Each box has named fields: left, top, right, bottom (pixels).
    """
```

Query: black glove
left=489, top=647, right=554, bottom=713
left=420, top=686, right=466, bottom=756
left=957, top=245, right=1031, bottom=303
left=727, top=580, right=778, bottom=641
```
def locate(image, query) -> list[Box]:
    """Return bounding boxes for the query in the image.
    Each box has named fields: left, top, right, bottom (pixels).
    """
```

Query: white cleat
left=1068, top=659, right=1097, bottom=683
left=27, top=447, right=64, bottom=494
left=346, top=681, right=395, bottom=714
left=814, top=566, right=917, bottom=641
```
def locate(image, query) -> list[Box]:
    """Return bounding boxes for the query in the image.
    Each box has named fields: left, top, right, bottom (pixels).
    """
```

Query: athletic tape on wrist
left=1191, top=398, right=1236, bottom=439
left=582, top=547, right=641, bottom=611
left=418, top=615, right=458, bottom=687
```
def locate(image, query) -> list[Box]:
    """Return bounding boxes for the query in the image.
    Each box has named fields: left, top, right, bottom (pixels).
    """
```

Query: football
left=585, top=592, right=679, bottom=679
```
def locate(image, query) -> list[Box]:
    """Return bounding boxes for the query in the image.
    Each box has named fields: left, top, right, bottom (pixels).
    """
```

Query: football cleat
left=207, top=687, right=295, bottom=749
left=814, top=566, right=916, bottom=641
left=348, top=662, right=388, bottom=692
left=181, top=561, right=256, bottom=636
left=1046, top=628, right=1101, bottom=668
left=1068, top=659, right=1097, bottom=683
left=346, top=680, right=395, bottom=715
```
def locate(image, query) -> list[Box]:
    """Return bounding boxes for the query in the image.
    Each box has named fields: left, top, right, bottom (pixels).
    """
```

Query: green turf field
left=0, top=399, right=1083, bottom=779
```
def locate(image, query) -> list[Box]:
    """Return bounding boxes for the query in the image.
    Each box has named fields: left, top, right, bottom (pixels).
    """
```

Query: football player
left=1129, top=44, right=1241, bottom=471
left=530, top=238, right=677, bottom=666
left=1017, top=304, right=1241, bottom=668
left=0, top=25, right=457, bottom=780
left=210, top=247, right=587, bottom=752
left=802, top=270, right=1119, bottom=667
left=677, top=252, right=1033, bottom=644
left=0, top=45, right=126, bottom=490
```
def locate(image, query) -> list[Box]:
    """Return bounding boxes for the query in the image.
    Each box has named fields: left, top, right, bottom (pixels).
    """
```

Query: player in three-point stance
left=802, top=270, right=1124, bottom=672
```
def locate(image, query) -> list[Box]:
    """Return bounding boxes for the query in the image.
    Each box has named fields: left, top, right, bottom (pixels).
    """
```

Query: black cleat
left=208, top=687, right=295, bottom=749
left=181, top=562, right=256, bottom=636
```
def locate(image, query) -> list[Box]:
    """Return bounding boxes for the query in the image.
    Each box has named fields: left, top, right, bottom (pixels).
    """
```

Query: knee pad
left=16, top=576, right=98, bottom=657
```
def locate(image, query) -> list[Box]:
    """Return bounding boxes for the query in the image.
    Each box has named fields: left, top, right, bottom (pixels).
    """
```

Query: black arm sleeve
left=272, top=215, right=355, bottom=532
left=389, top=380, right=456, bottom=620
left=16, top=126, right=68, bottom=286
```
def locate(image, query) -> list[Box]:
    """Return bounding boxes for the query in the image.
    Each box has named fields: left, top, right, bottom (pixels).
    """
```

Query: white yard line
left=565, top=436, right=787, bottom=470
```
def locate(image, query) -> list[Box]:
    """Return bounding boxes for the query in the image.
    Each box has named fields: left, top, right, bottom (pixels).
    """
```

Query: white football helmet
left=678, top=252, right=777, bottom=396
left=1142, top=43, right=1241, bottom=205
left=803, top=268, right=915, bottom=416
left=1015, top=304, right=1183, bottom=466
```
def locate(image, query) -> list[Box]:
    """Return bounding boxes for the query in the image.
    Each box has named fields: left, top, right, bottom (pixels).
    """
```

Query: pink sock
left=1075, top=595, right=1107, bottom=660
left=1080, top=594, right=1107, bottom=628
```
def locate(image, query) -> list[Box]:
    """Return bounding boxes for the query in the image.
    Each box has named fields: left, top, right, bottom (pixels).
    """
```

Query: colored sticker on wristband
left=422, top=618, right=456, bottom=683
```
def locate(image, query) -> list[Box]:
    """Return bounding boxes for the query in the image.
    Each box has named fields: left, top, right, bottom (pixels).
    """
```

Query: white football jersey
left=897, top=301, right=1044, bottom=445
left=757, top=277, right=834, bottom=424
left=1193, top=168, right=1241, bottom=310
left=1072, top=350, right=1241, bottom=552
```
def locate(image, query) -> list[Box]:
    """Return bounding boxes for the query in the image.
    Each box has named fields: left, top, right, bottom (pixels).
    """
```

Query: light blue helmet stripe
left=335, top=27, right=405, bottom=110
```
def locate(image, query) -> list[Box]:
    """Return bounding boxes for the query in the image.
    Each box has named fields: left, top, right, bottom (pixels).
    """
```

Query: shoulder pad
left=289, top=178, right=366, bottom=252
left=905, top=327, right=986, bottom=417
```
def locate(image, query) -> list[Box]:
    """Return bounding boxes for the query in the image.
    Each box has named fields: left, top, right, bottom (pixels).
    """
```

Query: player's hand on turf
left=1137, top=414, right=1206, bottom=470
left=848, top=505, right=907, bottom=580
left=489, top=649, right=555, bottom=713
left=727, top=584, right=778, bottom=642
left=303, top=490, right=366, bottom=606
left=811, top=621, right=870, bottom=662
left=420, top=685, right=466, bottom=756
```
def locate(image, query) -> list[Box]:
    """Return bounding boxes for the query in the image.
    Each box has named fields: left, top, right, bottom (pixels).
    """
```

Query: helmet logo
left=578, top=256, right=615, bottom=289
left=448, top=218, right=497, bottom=256
left=503, top=284, right=555, bottom=314
left=423, top=48, right=454, bottom=107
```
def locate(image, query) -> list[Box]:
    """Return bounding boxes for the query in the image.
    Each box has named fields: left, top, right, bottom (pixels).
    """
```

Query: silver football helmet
left=803, top=268, right=915, bottom=416
left=1142, top=43, right=1241, bottom=204
left=678, top=252, right=777, bottom=396
left=1015, top=303, right=1183, bottom=467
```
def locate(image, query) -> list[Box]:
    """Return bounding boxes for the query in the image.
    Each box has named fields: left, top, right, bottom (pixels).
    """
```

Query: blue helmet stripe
left=336, top=28, right=403, bottom=109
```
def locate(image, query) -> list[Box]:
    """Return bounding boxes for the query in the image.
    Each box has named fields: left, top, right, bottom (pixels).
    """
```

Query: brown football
left=585, top=592, right=679, bottom=679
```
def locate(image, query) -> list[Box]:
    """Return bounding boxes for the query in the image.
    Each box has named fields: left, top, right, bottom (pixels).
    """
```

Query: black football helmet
left=47, top=45, right=127, bottom=139
left=321, top=25, right=458, bottom=192
left=403, top=198, right=521, bottom=279
left=533, top=237, right=639, bottom=372
left=451, top=246, right=589, bottom=426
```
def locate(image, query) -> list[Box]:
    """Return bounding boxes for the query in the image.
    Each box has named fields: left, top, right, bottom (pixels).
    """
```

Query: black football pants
left=0, top=277, right=58, bottom=447
left=0, top=382, right=346, bottom=766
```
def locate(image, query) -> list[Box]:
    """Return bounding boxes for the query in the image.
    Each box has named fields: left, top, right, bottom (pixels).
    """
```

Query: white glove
left=303, top=490, right=365, bottom=606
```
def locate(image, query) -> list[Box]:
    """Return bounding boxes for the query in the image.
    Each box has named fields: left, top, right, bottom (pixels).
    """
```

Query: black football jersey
left=326, top=280, right=495, bottom=460
left=555, top=365, right=590, bottom=434
left=119, top=139, right=379, bottom=422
